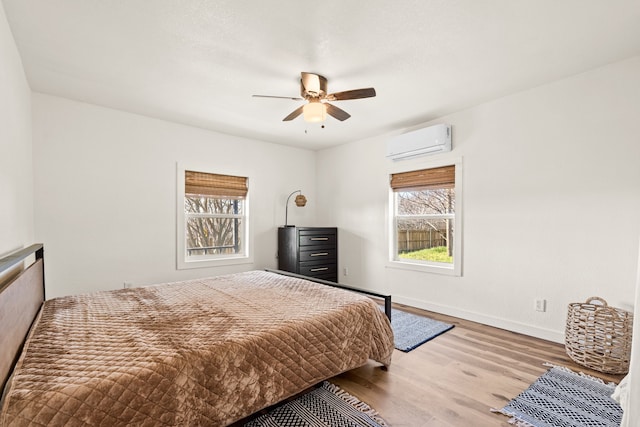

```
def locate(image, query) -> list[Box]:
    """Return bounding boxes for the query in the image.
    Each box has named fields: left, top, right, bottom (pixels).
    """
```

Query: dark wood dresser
left=277, top=227, right=337, bottom=282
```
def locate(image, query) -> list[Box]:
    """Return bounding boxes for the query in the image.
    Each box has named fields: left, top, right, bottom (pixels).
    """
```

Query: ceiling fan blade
left=253, top=94, right=304, bottom=101
left=283, top=105, right=304, bottom=121
left=325, top=103, right=351, bottom=121
left=325, top=87, right=376, bottom=101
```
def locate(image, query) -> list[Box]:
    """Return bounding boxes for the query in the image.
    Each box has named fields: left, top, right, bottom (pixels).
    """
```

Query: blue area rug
left=245, top=381, right=388, bottom=426
left=385, top=307, right=454, bottom=352
left=492, top=364, right=623, bottom=427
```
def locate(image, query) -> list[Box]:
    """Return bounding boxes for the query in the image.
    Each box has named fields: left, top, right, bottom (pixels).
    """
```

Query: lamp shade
left=294, top=194, right=307, bottom=207
left=303, top=102, right=326, bottom=123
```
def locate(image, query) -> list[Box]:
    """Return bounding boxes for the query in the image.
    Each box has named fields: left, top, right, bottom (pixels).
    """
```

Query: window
left=390, top=163, right=461, bottom=275
left=177, top=167, right=251, bottom=269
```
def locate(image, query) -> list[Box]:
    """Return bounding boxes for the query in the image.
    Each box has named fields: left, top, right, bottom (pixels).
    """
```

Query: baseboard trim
left=392, top=294, right=565, bottom=344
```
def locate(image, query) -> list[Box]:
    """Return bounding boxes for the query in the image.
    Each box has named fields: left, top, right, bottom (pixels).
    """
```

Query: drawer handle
left=310, top=267, right=329, bottom=272
left=310, top=252, right=329, bottom=257
left=310, top=237, right=329, bottom=241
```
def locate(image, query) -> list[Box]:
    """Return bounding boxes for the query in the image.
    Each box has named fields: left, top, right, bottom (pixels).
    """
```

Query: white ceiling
left=4, top=1, right=640, bottom=150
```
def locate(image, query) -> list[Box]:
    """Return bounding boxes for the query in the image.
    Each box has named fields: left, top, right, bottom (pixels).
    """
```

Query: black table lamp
left=284, top=190, right=307, bottom=226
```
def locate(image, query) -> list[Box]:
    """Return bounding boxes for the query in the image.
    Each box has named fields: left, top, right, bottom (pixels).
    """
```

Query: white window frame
left=387, top=157, right=463, bottom=277
left=176, top=163, right=254, bottom=270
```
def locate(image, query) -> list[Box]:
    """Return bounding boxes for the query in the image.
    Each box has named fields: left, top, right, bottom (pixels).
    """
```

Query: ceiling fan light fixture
left=303, top=102, right=326, bottom=123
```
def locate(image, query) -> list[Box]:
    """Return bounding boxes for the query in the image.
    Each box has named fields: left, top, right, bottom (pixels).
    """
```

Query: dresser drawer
left=307, top=272, right=337, bottom=281
left=299, top=233, right=336, bottom=247
left=298, top=263, right=337, bottom=278
left=299, top=248, right=337, bottom=262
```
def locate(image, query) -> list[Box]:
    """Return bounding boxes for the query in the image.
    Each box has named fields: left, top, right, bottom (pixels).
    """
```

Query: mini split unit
left=386, top=124, right=452, bottom=161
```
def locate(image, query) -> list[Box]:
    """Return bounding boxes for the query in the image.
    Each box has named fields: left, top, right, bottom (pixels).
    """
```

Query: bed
left=0, top=244, right=394, bottom=426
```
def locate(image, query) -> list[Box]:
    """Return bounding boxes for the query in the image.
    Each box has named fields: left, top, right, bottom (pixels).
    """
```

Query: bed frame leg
left=36, top=246, right=45, bottom=300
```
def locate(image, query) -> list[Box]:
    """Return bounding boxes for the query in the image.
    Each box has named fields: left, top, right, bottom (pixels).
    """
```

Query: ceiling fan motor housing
left=301, top=73, right=327, bottom=99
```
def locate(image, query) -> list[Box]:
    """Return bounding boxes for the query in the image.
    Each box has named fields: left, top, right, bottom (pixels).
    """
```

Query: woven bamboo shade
left=185, top=171, right=248, bottom=198
left=390, top=165, right=455, bottom=191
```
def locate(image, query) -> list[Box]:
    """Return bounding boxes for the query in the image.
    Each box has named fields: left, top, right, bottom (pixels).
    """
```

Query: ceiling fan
left=252, top=72, right=376, bottom=123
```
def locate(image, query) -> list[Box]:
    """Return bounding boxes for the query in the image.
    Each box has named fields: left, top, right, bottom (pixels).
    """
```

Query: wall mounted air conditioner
left=386, top=124, right=452, bottom=161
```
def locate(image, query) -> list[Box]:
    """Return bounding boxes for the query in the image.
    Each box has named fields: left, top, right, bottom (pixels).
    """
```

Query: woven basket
left=565, top=296, right=633, bottom=374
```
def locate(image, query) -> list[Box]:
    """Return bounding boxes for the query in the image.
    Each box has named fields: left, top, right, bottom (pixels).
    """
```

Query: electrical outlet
left=124, top=281, right=133, bottom=289
left=343, top=267, right=348, bottom=276
left=535, top=298, right=546, bottom=312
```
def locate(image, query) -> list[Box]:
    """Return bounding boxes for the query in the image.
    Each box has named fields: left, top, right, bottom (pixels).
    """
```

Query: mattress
left=0, top=270, right=393, bottom=426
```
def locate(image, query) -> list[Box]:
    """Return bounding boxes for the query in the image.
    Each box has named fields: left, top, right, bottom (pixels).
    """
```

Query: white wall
left=317, top=56, right=640, bottom=343
left=0, top=2, right=33, bottom=258
left=33, top=94, right=316, bottom=297
left=621, top=241, right=639, bottom=426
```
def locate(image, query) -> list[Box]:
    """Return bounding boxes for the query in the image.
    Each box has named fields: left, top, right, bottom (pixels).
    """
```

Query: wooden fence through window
left=397, top=229, right=448, bottom=252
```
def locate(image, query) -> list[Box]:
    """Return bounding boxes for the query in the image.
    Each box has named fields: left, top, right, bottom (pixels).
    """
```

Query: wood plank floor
left=329, top=303, right=625, bottom=427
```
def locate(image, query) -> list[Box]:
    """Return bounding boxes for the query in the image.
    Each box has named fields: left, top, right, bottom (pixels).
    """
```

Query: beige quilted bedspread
left=0, top=271, right=393, bottom=426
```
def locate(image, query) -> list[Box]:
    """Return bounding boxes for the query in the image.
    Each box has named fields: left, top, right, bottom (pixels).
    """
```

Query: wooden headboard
left=0, top=244, right=45, bottom=395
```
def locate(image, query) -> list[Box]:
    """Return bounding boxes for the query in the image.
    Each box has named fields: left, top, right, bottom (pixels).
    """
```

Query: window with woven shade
left=177, top=166, right=250, bottom=269
left=390, top=162, right=461, bottom=275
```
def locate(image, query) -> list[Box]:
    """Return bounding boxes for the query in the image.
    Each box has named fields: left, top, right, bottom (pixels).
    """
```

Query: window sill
left=386, top=260, right=461, bottom=277
left=177, top=255, right=254, bottom=270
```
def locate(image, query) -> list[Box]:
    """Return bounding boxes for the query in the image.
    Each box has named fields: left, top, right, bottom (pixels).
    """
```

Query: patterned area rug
left=492, top=364, right=623, bottom=427
left=387, top=307, right=454, bottom=352
left=245, top=381, right=388, bottom=427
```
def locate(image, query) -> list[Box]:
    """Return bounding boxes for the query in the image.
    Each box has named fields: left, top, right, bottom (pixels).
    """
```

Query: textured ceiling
left=4, top=0, right=640, bottom=150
